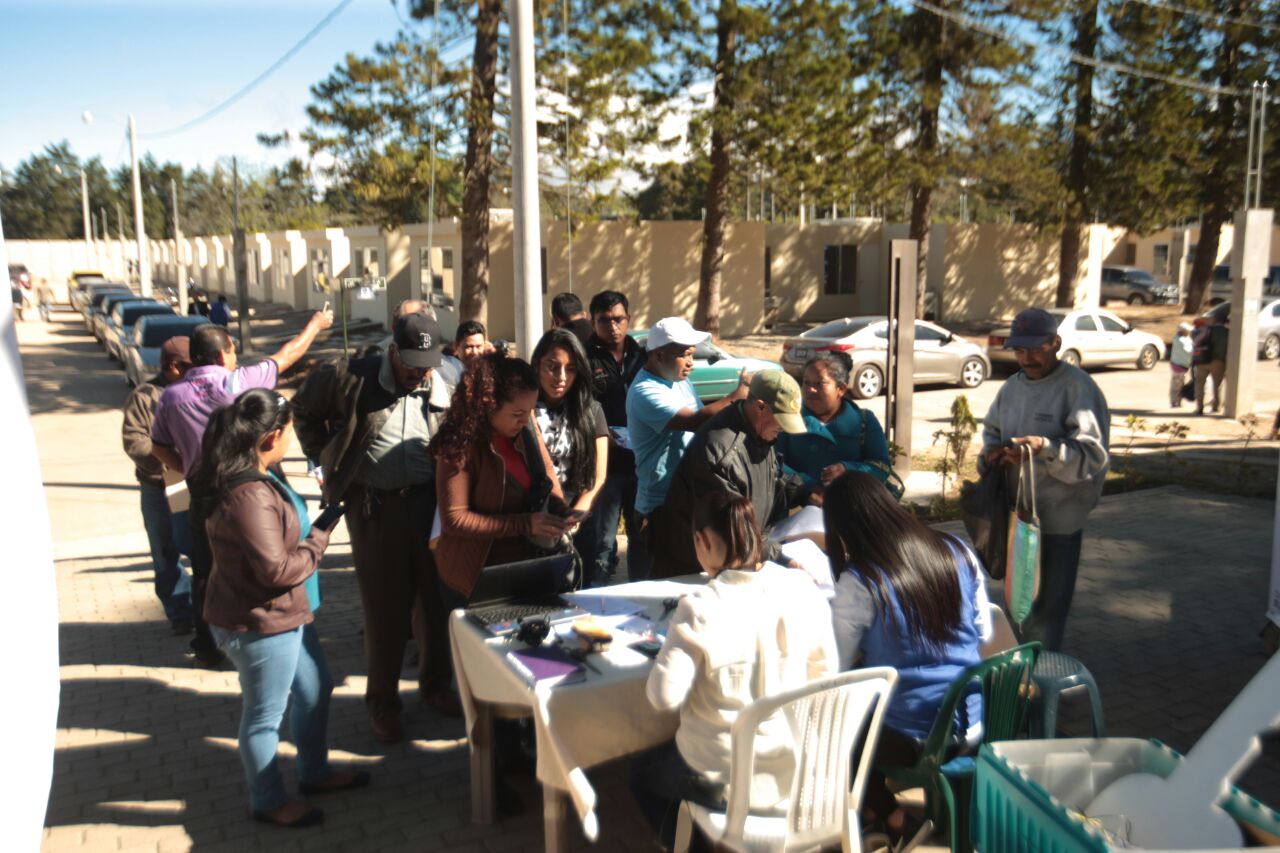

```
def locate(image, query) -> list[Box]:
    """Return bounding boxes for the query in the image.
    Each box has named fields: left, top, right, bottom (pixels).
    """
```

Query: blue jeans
left=213, top=623, right=334, bottom=812
left=630, top=741, right=724, bottom=850
left=139, top=482, right=192, bottom=624
left=1019, top=529, right=1084, bottom=653
left=585, top=473, right=648, bottom=585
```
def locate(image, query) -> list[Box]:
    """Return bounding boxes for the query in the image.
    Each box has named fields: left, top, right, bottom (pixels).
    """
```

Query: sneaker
left=187, top=646, right=227, bottom=669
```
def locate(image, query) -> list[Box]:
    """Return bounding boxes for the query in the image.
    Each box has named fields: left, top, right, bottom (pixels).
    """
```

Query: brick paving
left=27, top=314, right=1280, bottom=852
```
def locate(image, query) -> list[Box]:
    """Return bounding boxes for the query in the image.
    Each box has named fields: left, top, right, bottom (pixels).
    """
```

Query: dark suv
left=1101, top=265, right=1179, bottom=305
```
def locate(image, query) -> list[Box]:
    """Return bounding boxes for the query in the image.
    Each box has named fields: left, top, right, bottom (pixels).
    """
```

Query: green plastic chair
left=879, top=642, right=1040, bottom=853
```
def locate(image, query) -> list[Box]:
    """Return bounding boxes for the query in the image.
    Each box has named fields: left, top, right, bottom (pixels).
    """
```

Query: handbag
left=960, top=462, right=1013, bottom=580
left=858, top=406, right=906, bottom=500
left=1004, top=445, right=1042, bottom=626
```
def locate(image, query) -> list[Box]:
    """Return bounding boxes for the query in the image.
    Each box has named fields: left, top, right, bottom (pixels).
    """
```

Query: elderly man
left=626, top=317, right=747, bottom=577
left=293, top=313, right=459, bottom=743
left=980, top=307, right=1110, bottom=652
left=648, top=370, right=810, bottom=578
left=122, top=336, right=195, bottom=634
left=151, top=307, right=334, bottom=666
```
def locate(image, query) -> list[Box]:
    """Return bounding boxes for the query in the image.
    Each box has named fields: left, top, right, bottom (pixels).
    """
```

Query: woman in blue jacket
left=775, top=351, right=893, bottom=494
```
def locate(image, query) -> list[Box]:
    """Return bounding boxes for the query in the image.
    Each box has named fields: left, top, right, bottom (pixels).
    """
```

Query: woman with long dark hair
left=823, top=471, right=989, bottom=845
left=431, top=353, right=573, bottom=603
left=632, top=493, right=836, bottom=849
left=530, top=329, right=609, bottom=584
left=199, top=388, right=368, bottom=828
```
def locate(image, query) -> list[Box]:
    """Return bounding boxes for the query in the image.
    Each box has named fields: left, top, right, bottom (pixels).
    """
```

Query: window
left=808, top=318, right=869, bottom=338
left=1123, top=244, right=1137, bottom=265
left=354, top=248, right=380, bottom=278
left=419, top=247, right=444, bottom=292
left=1099, top=314, right=1126, bottom=333
left=442, top=248, right=454, bottom=270
left=823, top=244, right=856, bottom=295
left=914, top=323, right=946, bottom=342
left=764, top=246, right=772, bottom=295
left=310, top=248, right=330, bottom=292
left=1153, top=244, right=1170, bottom=276
left=1075, top=315, right=1098, bottom=331
left=693, top=340, right=722, bottom=362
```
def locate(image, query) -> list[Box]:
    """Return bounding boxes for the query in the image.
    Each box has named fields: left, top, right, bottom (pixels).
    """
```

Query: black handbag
left=959, top=462, right=1014, bottom=580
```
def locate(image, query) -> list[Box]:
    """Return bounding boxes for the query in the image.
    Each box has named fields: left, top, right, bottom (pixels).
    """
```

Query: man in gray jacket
left=981, top=308, right=1110, bottom=652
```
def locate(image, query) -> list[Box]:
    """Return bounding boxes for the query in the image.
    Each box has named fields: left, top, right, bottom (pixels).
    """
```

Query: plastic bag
left=961, top=462, right=1014, bottom=580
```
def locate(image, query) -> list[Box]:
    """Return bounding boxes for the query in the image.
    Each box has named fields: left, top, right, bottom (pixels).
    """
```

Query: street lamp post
left=128, top=115, right=151, bottom=296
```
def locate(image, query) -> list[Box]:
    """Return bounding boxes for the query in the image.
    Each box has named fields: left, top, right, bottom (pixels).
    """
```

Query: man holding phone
left=151, top=303, right=335, bottom=667
left=292, top=311, right=459, bottom=743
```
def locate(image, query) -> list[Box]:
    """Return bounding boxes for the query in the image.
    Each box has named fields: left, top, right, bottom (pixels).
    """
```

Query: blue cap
left=1004, top=308, right=1060, bottom=349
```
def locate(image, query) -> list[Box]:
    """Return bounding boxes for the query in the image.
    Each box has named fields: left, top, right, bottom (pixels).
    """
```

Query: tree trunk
left=460, top=0, right=501, bottom=326
left=696, top=0, right=738, bottom=338
left=908, top=37, right=944, bottom=315
left=1057, top=0, right=1098, bottom=308
left=1184, top=0, right=1243, bottom=315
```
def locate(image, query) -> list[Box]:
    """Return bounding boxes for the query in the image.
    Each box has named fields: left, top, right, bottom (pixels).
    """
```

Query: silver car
left=1203, top=299, right=1280, bottom=360
left=780, top=317, right=991, bottom=399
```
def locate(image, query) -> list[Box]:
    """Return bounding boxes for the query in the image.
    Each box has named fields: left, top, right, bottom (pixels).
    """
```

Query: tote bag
left=1004, top=445, right=1042, bottom=626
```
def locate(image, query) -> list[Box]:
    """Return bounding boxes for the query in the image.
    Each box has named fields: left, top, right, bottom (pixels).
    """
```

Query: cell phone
left=313, top=503, right=346, bottom=532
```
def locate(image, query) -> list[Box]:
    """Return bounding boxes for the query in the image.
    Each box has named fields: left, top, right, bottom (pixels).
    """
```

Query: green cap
left=748, top=369, right=806, bottom=435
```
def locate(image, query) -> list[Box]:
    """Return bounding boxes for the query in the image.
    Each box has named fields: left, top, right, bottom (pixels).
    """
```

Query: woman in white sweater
left=631, top=493, right=837, bottom=850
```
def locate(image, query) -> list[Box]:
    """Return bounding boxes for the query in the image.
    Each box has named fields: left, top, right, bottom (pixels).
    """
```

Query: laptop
left=465, top=553, right=586, bottom=636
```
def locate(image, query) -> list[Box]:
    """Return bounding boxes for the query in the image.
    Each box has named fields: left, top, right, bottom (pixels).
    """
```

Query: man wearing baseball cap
left=293, top=310, right=461, bottom=741
left=122, top=336, right=195, bottom=635
left=648, top=368, right=811, bottom=577
left=980, top=307, right=1110, bottom=652
left=625, top=317, right=750, bottom=578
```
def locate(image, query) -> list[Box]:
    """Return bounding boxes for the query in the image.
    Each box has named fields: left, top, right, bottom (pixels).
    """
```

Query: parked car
left=124, top=315, right=211, bottom=387
left=1101, top=265, right=1180, bottom=305
left=779, top=317, right=991, bottom=399
left=92, top=293, right=152, bottom=343
left=1201, top=299, right=1280, bottom=360
left=105, top=300, right=175, bottom=363
left=78, top=284, right=133, bottom=324
left=1208, top=264, right=1280, bottom=304
left=628, top=330, right=783, bottom=402
left=987, top=308, right=1166, bottom=370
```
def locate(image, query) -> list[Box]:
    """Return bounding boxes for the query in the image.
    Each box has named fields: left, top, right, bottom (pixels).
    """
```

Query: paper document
left=561, top=593, right=647, bottom=618
left=778, top=538, right=835, bottom=598
left=163, top=467, right=190, bottom=514
left=768, top=505, right=825, bottom=547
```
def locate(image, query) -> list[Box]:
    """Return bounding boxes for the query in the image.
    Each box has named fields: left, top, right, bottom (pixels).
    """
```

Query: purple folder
left=507, top=645, right=586, bottom=687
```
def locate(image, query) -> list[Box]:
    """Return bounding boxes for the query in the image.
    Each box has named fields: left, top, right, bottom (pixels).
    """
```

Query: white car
left=987, top=308, right=1166, bottom=370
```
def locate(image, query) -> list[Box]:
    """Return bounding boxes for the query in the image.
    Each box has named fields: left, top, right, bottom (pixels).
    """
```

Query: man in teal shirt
left=625, top=317, right=747, bottom=576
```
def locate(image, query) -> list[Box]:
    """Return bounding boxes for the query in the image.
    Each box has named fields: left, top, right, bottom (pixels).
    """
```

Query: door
left=1068, top=313, right=1100, bottom=364
left=912, top=322, right=953, bottom=381
left=1096, top=312, right=1133, bottom=361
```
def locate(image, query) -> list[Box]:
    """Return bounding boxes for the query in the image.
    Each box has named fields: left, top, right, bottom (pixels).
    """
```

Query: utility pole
left=171, top=178, right=188, bottom=316
left=115, top=202, right=124, bottom=241
left=128, top=115, right=150, bottom=296
left=509, top=0, right=543, bottom=358
left=232, top=158, right=252, bottom=352
left=79, top=170, right=90, bottom=252
left=99, top=205, right=108, bottom=275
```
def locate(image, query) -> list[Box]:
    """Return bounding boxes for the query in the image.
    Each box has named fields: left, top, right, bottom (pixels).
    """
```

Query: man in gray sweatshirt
left=981, top=307, right=1111, bottom=652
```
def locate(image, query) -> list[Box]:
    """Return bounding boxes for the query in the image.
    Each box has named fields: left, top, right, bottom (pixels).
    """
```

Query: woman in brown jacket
left=199, top=388, right=368, bottom=828
left=430, top=354, right=575, bottom=607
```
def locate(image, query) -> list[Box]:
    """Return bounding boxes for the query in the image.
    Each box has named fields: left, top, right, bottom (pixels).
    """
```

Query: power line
left=144, top=0, right=357, bottom=139
left=1121, top=0, right=1280, bottom=35
left=905, top=0, right=1248, bottom=98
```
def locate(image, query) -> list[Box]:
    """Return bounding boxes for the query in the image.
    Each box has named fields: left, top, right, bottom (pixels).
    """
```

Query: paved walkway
left=26, top=312, right=1280, bottom=851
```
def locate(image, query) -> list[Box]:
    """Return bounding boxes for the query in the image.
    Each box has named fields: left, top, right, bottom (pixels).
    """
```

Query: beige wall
left=767, top=221, right=884, bottom=323
left=939, top=224, right=1062, bottom=322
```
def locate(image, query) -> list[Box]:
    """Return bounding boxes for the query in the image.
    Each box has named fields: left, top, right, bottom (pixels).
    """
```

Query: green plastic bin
left=972, top=738, right=1280, bottom=852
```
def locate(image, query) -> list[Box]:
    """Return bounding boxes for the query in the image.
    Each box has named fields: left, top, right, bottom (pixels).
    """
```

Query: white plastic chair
left=673, top=667, right=899, bottom=853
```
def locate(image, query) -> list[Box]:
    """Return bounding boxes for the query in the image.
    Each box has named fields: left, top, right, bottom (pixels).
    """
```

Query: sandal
left=251, top=803, right=324, bottom=828
left=298, top=769, right=371, bottom=796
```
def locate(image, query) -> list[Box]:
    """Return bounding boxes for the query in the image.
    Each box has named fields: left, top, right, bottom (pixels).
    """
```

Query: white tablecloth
left=450, top=577, right=705, bottom=840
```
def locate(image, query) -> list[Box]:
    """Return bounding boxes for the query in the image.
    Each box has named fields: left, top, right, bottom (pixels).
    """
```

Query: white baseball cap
left=647, top=316, right=710, bottom=351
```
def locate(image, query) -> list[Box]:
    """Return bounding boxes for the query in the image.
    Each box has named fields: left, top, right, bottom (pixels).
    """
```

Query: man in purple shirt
left=152, top=306, right=333, bottom=665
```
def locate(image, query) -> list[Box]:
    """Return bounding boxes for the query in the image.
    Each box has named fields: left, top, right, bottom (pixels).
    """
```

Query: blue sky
left=0, top=0, right=411, bottom=175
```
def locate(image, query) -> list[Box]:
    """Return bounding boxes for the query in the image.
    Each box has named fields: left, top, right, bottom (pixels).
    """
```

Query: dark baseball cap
left=392, top=312, right=444, bottom=369
left=1004, top=308, right=1060, bottom=349
left=160, top=336, right=191, bottom=368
